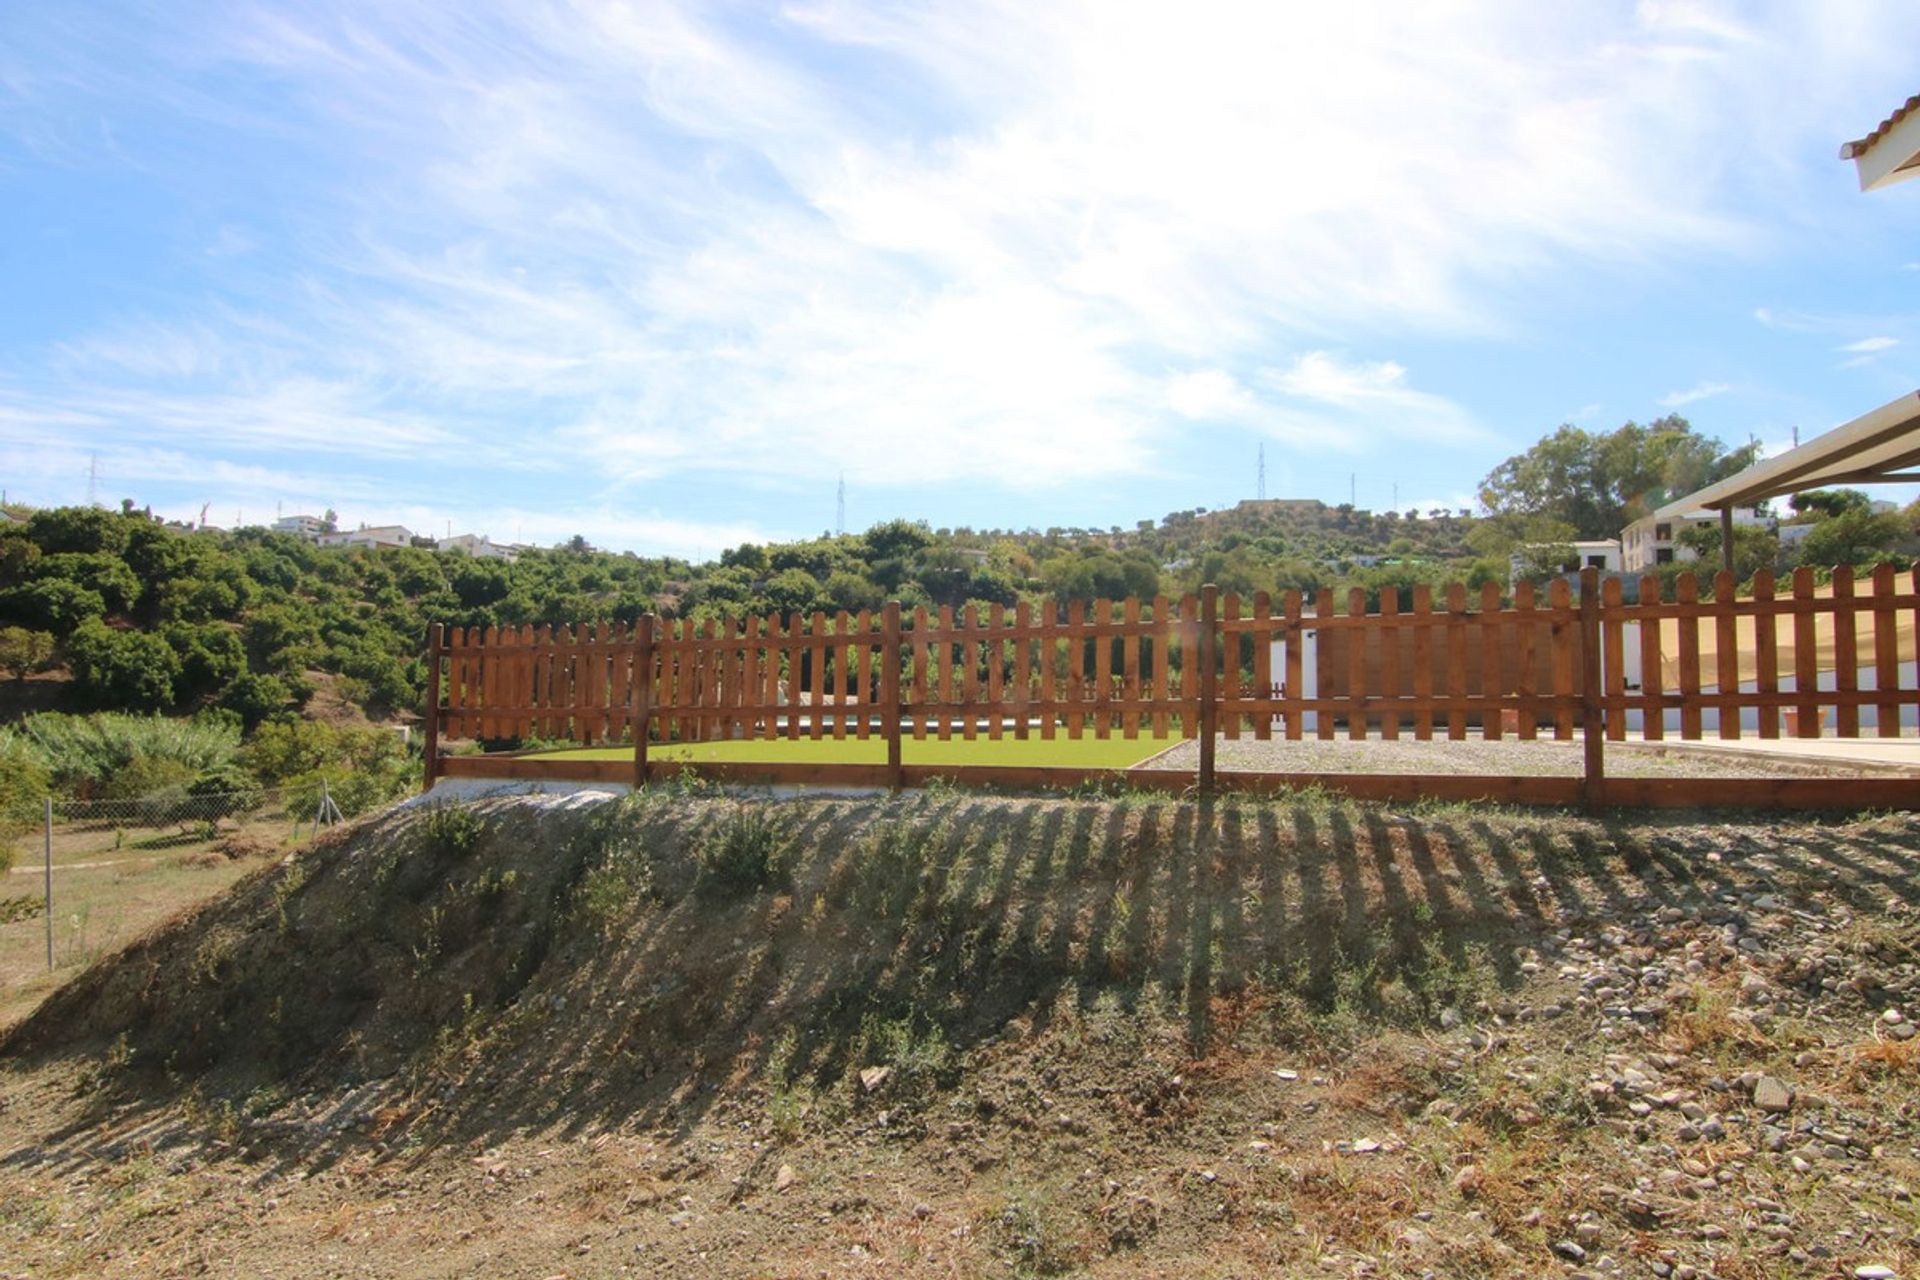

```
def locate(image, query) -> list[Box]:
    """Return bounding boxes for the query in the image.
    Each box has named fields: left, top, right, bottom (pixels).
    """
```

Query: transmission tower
left=86, top=454, right=100, bottom=508
left=836, top=473, right=846, bottom=537
left=1257, top=444, right=1266, bottom=501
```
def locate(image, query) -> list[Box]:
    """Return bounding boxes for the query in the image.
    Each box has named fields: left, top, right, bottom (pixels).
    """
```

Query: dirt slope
left=0, top=788, right=1917, bottom=1278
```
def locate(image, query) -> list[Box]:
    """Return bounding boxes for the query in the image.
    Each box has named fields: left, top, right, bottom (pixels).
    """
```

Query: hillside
left=0, top=790, right=1915, bottom=1277
left=0, top=500, right=1492, bottom=729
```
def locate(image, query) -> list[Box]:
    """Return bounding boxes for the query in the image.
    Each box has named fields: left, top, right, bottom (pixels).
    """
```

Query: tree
left=1480, top=416, right=1759, bottom=540
left=0, top=578, right=106, bottom=637
left=1675, top=523, right=1780, bottom=582
left=1788, top=488, right=1873, bottom=520
left=65, top=621, right=181, bottom=712
left=1796, top=510, right=1907, bottom=569
left=862, top=519, right=933, bottom=561
left=0, top=626, right=53, bottom=681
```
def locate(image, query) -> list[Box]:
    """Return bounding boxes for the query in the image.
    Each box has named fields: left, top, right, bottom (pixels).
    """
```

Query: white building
left=1619, top=508, right=1766, bottom=573
left=318, top=524, right=414, bottom=550
left=437, top=533, right=520, bottom=561
left=271, top=514, right=328, bottom=541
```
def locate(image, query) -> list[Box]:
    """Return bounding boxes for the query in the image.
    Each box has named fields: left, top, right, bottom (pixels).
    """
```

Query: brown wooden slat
left=1676, top=574, right=1702, bottom=741
left=1873, top=564, right=1901, bottom=737
left=1833, top=566, right=1860, bottom=737
left=1411, top=584, right=1433, bottom=741
left=1513, top=582, right=1537, bottom=741
left=1316, top=588, right=1337, bottom=741
left=1014, top=601, right=1033, bottom=740
left=1548, top=579, right=1574, bottom=741
left=1179, top=595, right=1199, bottom=738
left=1752, top=570, right=1779, bottom=740
left=1282, top=589, right=1304, bottom=741
left=985, top=604, right=1005, bottom=740
left=913, top=606, right=931, bottom=740
left=1792, top=566, right=1818, bottom=739
left=1445, top=582, right=1469, bottom=740
left=1122, top=597, right=1142, bottom=739
left=1600, top=578, right=1624, bottom=742
left=1376, top=588, right=1400, bottom=741
left=1480, top=581, right=1503, bottom=741
left=962, top=604, right=982, bottom=740
left=1093, top=598, right=1114, bottom=739
left=1065, top=599, right=1085, bottom=739
left=1637, top=577, right=1662, bottom=742
left=1250, top=591, right=1272, bottom=741
left=1347, top=586, right=1368, bottom=741
left=1712, top=571, right=1739, bottom=741
left=1151, top=595, right=1171, bottom=738
left=1219, top=593, right=1240, bottom=741
left=1039, top=599, right=1058, bottom=741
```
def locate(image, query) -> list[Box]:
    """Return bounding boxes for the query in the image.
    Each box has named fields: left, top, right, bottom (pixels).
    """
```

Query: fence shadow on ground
left=5, top=789, right=1919, bottom=1183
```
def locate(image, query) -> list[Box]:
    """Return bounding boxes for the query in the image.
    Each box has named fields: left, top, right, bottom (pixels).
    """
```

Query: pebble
left=1753, top=1076, right=1793, bottom=1113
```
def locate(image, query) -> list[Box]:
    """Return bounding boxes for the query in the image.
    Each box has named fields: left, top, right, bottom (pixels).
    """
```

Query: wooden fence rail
left=424, top=564, right=1920, bottom=811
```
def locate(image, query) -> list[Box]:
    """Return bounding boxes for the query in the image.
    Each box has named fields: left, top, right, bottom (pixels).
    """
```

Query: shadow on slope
left=5, top=786, right=1916, bottom=1179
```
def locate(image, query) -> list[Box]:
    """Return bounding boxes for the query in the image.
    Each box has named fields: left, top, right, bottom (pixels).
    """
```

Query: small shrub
left=416, top=803, right=485, bottom=859
left=695, top=805, right=790, bottom=900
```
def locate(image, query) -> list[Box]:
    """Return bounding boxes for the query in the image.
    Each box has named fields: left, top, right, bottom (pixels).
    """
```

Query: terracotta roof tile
left=1841, top=93, right=1920, bottom=160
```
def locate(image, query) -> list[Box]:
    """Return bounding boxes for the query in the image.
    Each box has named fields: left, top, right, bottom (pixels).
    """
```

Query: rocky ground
left=0, top=791, right=1914, bottom=1278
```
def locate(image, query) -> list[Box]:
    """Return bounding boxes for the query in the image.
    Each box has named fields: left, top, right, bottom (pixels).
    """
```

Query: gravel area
left=1143, top=734, right=1872, bottom=778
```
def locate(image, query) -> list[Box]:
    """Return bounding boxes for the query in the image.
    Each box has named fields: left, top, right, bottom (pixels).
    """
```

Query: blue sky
left=3, top=1, right=1919, bottom=559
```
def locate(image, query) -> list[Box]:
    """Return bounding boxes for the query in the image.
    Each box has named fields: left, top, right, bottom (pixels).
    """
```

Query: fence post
left=633, top=614, right=654, bottom=790
left=884, top=600, right=904, bottom=791
left=423, top=623, right=444, bottom=792
left=1199, top=584, right=1219, bottom=792
left=1579, top=567, right=1605, bottom=814
left=43, top=795, right=52, bottom=971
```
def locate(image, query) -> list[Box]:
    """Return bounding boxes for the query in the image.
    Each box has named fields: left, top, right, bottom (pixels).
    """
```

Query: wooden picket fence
left=424, top=565, right=1920, bottom=811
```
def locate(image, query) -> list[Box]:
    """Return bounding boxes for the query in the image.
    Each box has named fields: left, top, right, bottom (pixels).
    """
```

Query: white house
left=437, top=533, right=520, bottom=561
left=1619, top=508, right=1766, bottom=574
left=318, top=524, right=414, bottom=550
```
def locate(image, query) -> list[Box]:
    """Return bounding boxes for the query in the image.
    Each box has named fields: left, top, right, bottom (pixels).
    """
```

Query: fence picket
left=1637, top=577, right=1663, bottom=742
left=1411, top=585, right=1433, bottom=741
left=1874, top=564, right=1900, bottom=737
left=1379, top=588, right=1400, bottom=741
left=1548, top=579, right=1573, bottom=741
left=1713, top=572, right=1739, bottom=741
left=1514, top=582, right=1537, bottom=742
left=1792, top=567, right=1819, bottom=739
left=1446, top=583, right=1469, bottom=741
left=1677, top=574, right=1702, bottom=741
left=1480, top=581, right=1504, bottom=741
left=1834, top=566, right=1860, bottom=738
left=1753, top=571, right=1779, bottom=740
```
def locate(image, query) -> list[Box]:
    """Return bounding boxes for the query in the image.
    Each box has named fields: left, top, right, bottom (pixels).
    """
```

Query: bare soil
left=0, top=790, right=1916, bottom=1278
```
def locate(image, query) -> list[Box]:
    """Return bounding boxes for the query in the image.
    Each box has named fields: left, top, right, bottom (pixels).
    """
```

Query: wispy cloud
left=5, top=2, right=1920, bottom=547
left=1659, top=380, right=1732, bottom=408
left=1839, top=336, right=1899, bottom=353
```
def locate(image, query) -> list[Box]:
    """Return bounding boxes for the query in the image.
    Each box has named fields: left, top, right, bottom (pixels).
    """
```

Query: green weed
left=695, top=805, right=790, bottom=900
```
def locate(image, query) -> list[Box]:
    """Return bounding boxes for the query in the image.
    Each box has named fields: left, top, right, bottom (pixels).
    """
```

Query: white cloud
left=1165, top=370, right=1255, bottom=420
left=8, top=0, right=1920, bottom=522
left=1260, top=352, right=1484, bottom=446
left=1840, top=336, right=1898, bottom=353
left=1659, top=380, right=1732, bottom=408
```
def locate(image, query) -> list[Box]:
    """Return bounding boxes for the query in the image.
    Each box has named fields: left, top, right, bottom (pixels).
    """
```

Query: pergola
left=1653, top=390, right=1920, bottom=571
left=1841, top=94, right=1920, bottom=192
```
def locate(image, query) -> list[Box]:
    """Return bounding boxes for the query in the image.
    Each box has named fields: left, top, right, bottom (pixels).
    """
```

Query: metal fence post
left=43, top=795, right=52, bottom=970
left=1579, top=567, right=1605, bottom=814
left=1199, top=585, right=1219, bottom=792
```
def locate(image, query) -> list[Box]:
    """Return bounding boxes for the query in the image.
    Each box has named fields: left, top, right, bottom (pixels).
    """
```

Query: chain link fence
left=1, top=784, right=365, bottom=996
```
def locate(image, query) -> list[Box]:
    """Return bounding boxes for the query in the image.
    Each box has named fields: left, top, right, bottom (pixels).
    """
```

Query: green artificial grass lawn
left=536, top=733, right=1182, bottom=770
